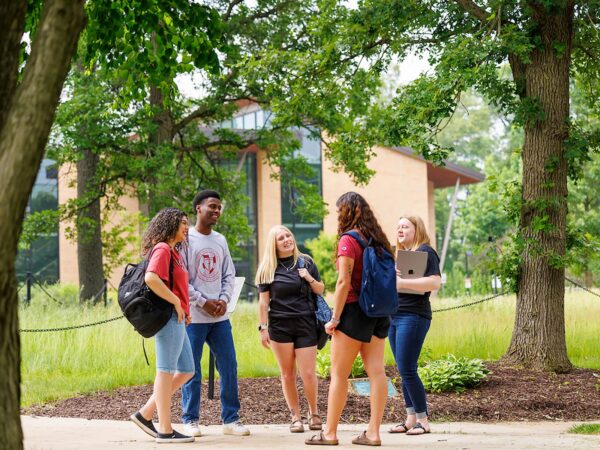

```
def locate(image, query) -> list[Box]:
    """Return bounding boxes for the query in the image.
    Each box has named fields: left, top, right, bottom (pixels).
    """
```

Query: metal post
left=26, top=271, right=32, bottom=305
left=440, top=177, right=461, bottom=273
left=208, top=351, right=215, bottom=400
left=103, top=278, right=108, bottom=306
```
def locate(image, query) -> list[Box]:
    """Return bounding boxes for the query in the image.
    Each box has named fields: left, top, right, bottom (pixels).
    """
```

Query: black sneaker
left=155, top=430, right=195, bottom=444
left=130, top=411, right=158, bottom=438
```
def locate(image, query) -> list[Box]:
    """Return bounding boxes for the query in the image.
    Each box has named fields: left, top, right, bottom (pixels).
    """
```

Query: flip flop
left=305, top=432, right=339, bottom=445
left=406, top=422, right=431, bottom=435
left=351, top=430, right=381, bottom=446
left=388, top=422, right=409, bottom=434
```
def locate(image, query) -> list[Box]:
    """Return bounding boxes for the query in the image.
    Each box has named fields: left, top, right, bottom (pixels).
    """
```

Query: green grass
left=19, top=285, right=600, bottom=407
left=568, top=423, right=600, bottom=435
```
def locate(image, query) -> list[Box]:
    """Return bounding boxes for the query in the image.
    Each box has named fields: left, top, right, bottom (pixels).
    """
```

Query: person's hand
left=185, top=314, right=192, bottom=326
left=214, top=300, right=227, bottom=317
left=202, top=300, right=219, bottom=316
left=174, top=302, right=185, bottom=323
left=298, top=268, right=310, bottom=280
left=260, top=329, right=270, bottom=349
left=396, top=269, right=405, bottom=289
left=325, top=320, right=338, bottom=335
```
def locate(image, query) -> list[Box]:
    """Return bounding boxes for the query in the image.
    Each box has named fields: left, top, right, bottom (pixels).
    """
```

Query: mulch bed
left=22, top=363, right=600, bottom=424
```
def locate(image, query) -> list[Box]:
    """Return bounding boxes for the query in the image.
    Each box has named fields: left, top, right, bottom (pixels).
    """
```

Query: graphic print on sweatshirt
left=195, top=248, right=220, bottom=282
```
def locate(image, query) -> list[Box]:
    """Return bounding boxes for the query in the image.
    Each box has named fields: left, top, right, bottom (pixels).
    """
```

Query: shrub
left=315, top=350, right=367, bottom=379
left=316, top=350, right=331, bottom=379
left=304, top=232, right=338, bottom=293
left=418, top=354, right=490, bottom=393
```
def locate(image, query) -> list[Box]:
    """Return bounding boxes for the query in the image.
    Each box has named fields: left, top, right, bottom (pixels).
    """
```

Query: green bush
left=316, top=350, right=331, bottom=379
left=315, top=350, right=366, bottom=379
left=304, top=232, right=338, bottom=293
left=418, top=354, right=490, bottom=393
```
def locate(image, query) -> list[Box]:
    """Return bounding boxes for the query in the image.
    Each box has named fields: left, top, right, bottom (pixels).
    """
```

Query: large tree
left=245, top=1, right=600, bottom=371
left=0, top=1, right=85, bottom=447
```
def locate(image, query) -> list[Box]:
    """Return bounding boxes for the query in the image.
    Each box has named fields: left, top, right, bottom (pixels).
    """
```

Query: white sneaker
left=223, top=421, right=250, bottom=436
left=183, top=422, right=202, bottom=437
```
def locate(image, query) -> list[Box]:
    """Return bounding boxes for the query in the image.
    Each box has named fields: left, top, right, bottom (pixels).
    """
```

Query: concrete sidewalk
left=22, top=416, right=600, bottom=449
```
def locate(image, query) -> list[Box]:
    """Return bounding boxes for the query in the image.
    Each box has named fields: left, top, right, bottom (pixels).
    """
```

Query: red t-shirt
left=336, top=234, right=364, bottom=303
left=146, top=242, right=190, bottom=315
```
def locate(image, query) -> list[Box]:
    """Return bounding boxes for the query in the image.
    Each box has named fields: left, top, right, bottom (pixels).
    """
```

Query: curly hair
left=335, top=192, right=393, bottom=255
left=142, top=208, right=187, bottom=256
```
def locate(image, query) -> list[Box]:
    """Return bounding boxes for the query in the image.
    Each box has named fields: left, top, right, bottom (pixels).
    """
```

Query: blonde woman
left=256, top=225, right=325, bottom=433
left=388, top=216, right=441, bottom=436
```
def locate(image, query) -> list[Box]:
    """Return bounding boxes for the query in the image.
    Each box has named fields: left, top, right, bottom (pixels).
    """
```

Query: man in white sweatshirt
left=181, top=189, right=250, bottom=437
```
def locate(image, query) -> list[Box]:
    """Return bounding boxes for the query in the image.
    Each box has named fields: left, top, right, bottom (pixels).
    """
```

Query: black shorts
left=336, top=301, right=390, bottom=343
left=268, top=315, right=318, bottom=349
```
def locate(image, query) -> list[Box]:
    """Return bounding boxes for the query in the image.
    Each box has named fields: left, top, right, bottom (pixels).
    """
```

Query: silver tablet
left=396, top=250, right=428, bottom=294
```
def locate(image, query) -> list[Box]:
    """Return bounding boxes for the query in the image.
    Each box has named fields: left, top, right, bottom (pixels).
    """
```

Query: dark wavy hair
left=335, top=192, right=393, bottom=255
left=142, top=208, right=187, bottom=256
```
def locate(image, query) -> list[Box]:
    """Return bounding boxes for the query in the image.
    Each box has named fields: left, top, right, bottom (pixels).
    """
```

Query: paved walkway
left=22, top=416, right=600, bottom=449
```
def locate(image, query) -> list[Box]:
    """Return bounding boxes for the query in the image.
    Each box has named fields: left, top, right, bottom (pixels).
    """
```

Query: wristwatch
left=258, top=323, right=268, bottom=331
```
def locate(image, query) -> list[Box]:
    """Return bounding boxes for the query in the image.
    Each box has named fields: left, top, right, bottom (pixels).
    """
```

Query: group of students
left=131, top=189, right=441, bottom=446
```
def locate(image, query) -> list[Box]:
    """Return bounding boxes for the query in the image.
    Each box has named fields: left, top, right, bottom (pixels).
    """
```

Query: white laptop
left=396, top=251, right=427, bottom=294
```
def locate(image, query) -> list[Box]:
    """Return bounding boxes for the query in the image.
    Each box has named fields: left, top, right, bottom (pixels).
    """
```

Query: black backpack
left=118, top=247, right=174, bottom=338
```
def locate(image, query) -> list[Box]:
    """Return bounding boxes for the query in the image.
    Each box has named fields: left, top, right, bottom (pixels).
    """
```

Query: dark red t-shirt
left=146, top=242, right=190, bottom=315
left=336, top=234, right=364, bottom=303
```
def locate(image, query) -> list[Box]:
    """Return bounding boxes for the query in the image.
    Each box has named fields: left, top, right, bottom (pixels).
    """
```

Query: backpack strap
left=146, top=244, right=175, bottom=290
left=342, top=231, right=368, bottom=248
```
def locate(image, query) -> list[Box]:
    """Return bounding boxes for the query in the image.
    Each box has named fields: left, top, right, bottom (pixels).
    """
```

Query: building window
left=281, top=128, right=323, bottom=252
left=16, top=158, right=59, bottom=283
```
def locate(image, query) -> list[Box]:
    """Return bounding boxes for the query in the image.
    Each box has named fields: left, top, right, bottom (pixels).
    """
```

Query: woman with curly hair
left=130, top=208, right=196, bottom=444
left=306, top=192, right=392, bottom=447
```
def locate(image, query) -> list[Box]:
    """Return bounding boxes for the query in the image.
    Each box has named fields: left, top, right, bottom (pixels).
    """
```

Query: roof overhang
left=392, top=146, right=485, bottom=188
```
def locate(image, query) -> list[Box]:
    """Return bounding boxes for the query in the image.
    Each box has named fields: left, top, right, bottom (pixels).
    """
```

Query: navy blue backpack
left=342, top=231, right=398, bottom=318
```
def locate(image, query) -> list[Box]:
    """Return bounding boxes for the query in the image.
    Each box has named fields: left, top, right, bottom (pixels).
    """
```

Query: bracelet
left=309, top=278, right=316, bottom=283
left=330, top=318, right=340, bottom=325
left=258, top=323, right=268, bottom=331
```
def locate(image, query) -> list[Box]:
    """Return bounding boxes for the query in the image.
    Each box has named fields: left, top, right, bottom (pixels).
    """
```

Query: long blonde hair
left=398, top=215, right=431, bottom=251
left=255, top=225, right=301, bottom=285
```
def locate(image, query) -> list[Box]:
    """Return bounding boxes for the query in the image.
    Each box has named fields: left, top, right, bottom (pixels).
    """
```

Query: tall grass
left=19, top=285, right=600, bottom=407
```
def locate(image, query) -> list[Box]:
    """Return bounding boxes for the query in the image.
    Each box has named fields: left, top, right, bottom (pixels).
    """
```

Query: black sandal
left=406, top=422, right=431, bottom=435
left=388, top=422, right=409, bottom=434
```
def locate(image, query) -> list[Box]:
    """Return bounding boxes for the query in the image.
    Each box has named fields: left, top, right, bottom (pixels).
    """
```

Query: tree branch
left=454, top=0, right=490, bottom=23
left=224, top=0, right=245, bottom=21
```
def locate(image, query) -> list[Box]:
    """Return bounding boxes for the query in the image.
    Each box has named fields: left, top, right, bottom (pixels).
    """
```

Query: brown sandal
left=351, top=431, right=381, bottom=446
left=305, top=432, right=338, bottom=445
left=308, top=413, right=322, bottom=431
left=290, top=418, right=305, bottom=433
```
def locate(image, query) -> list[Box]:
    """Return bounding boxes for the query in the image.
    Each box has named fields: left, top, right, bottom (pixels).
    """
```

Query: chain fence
left=19, top=276, right=599, bottom=333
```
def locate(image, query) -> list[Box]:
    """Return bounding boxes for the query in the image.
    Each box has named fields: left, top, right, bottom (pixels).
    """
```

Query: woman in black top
left=388, top=215, right=441, bottom=436
left=256, top=225, right=325, bottom=433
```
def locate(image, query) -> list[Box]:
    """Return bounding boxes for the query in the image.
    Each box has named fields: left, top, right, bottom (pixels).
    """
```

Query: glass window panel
left=234, top=116, right=244, bottom=129
left=243, top=112, right=256, bottom=129
left=255, top=110, right=264, bottom=128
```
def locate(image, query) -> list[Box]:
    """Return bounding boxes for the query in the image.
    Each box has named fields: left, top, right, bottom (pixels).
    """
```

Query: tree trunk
left=77, top=149, right=105, bottom=303
left=503, top=3, right=574, bottom=372
left=143, top=84, right=174, bottom=215
left=0, top=1, right=85, bottom=448
left=584, top=271, right=593, bottom=289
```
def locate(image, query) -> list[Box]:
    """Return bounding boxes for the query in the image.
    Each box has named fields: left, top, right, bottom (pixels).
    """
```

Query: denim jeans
left=154, top=312, right=194, bottom=374
left=388, top=313, right=431, bottom=415
left=181, top=319, right=240, bottom=424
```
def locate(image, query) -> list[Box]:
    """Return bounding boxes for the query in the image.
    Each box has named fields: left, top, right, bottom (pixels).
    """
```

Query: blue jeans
left=388, top=313, right=431, bottom=415
left=181, top=320, right=240, bottom=424
left=154, top=312, right=194, bottom=374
